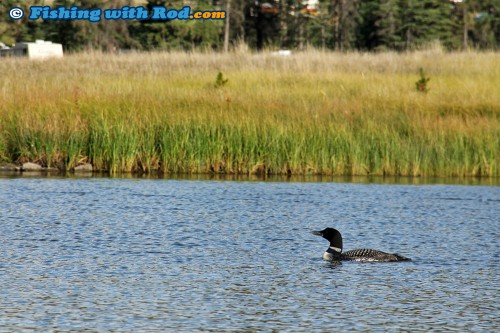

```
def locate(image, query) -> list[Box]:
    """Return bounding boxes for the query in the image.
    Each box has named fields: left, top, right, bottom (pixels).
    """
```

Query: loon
left=311, top=227, right=411, bottom=262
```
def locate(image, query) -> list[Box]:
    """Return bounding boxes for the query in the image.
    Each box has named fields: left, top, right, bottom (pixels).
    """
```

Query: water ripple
left=0, top=178, right=498, bottom=331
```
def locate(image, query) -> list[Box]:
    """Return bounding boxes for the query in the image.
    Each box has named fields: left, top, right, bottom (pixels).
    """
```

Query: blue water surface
left=0, top=177, right=498, bottom=332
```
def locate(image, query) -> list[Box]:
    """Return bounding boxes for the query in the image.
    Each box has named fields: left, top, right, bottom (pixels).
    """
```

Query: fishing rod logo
left=8, top=5, right=226, bottom=22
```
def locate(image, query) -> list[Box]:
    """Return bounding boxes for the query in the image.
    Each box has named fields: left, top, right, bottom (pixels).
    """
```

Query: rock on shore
left=22, top=162, right=43, bottom=171
left=0, top=163, right=20, bottom=171
left=74, top=163, right=93, bottom=172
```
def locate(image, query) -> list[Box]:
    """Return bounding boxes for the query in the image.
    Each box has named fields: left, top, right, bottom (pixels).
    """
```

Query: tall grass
left=0, top=49, right=498, bottom=176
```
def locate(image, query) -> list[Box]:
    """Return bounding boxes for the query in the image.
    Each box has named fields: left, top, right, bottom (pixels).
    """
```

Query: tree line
left=0, top=0, right=499, bottom=52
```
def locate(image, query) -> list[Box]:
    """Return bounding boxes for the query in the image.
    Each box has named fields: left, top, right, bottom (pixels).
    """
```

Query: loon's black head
left=311, top=227, right=343, bottom=252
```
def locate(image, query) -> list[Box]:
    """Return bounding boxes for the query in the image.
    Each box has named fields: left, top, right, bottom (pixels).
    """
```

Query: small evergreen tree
left=415, top=67, right=430, bottom=93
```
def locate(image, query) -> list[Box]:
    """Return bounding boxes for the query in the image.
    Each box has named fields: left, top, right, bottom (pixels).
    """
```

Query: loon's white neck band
left=329, top=246, right=342, bottom=253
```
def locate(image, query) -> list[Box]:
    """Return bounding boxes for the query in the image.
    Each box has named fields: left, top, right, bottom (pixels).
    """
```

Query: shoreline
left=1, top=165, right=499, bottom=187
left=1, top=161, right=499, bottom=181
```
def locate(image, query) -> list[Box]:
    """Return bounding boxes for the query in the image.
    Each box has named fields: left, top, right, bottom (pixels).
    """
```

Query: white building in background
left=303, top=0, right=319, bottom=10
left=0, top=40, right=63, bottom=60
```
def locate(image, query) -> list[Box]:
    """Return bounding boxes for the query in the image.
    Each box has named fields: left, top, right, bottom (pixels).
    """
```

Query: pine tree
left=243, top=0, right=280, bottom=50
left=304, top=1, right=336, bottom=49
left=358, top=0, right=403, bottom=50
left=399, top=0, right=456, bottom=50
left=0, top=0, right=47, bottom=46
left=466, top=0, right=500, bottom=49
left=377, top=0, right=402, bottom=49
left=328, top=0, right=360, bottom=50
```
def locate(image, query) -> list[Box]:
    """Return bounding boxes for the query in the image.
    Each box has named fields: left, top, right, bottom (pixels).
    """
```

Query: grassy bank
left=0, top=49, right=499, bottom=176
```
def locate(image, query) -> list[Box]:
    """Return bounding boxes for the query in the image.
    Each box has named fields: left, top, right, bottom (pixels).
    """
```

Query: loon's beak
left=311, top=230, right=323, bottom=236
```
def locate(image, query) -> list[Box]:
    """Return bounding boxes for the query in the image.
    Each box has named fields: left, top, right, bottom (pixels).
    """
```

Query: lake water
left=0, top=175, right=498, bottom=332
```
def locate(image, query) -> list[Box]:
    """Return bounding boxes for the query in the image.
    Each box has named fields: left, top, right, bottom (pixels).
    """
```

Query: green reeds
left=0, top=50, right=498, bottom=176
